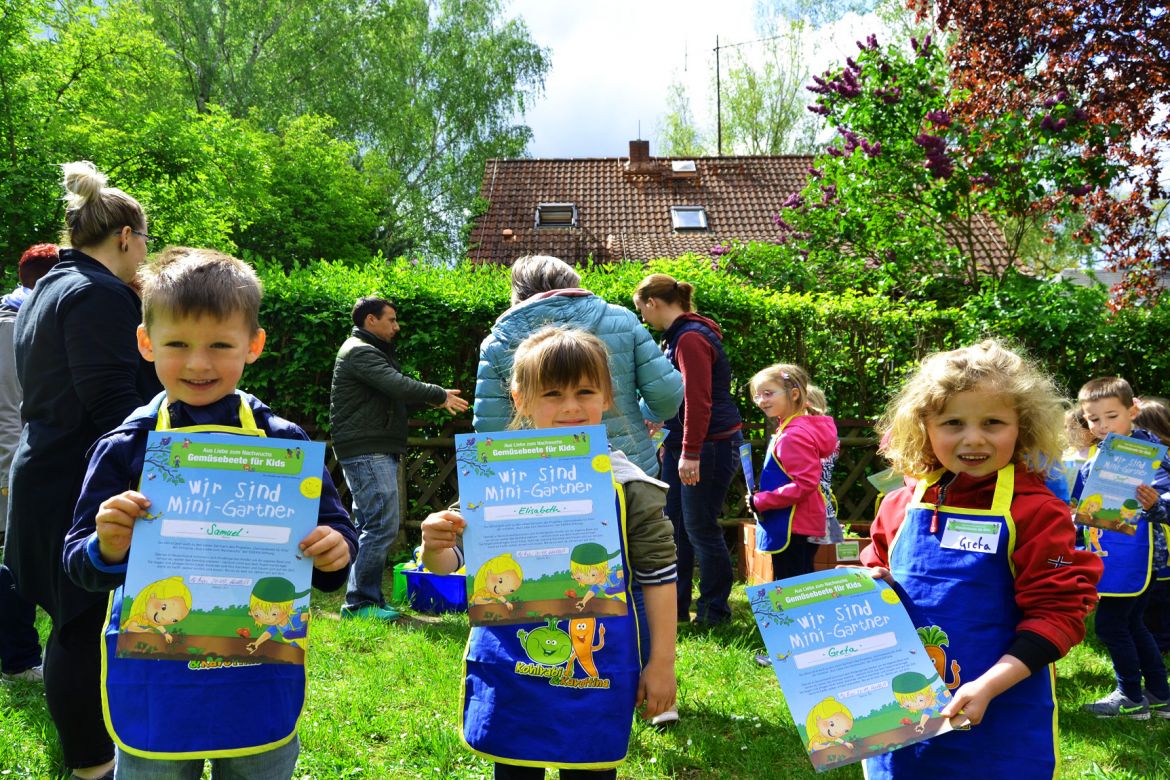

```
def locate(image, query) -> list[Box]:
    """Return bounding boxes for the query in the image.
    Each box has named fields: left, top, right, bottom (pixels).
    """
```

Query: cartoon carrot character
left=565, top=617, right=606, bottom=679
left=916, top=625, right=961, bottom=690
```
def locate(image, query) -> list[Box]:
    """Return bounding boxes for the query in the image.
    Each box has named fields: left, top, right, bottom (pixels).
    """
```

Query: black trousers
left=44, top=600, right=114, bottom=768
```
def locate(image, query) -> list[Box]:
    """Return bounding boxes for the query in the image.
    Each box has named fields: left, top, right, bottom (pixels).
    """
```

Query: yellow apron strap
left=911, top=469, right=945, bottom=504
left=155, top=393, right=265, bottom=437
left=990, top=464, right=1016, bottom=515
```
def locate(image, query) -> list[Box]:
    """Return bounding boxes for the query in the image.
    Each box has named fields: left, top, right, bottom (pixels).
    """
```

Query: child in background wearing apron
left=744, top=364, right=838, bottom=579
left=1075, top=378, right=1170, bottom=719
left=419, top=327, right=678, bottom=779
left=860, top=340, right=1102, bottom=779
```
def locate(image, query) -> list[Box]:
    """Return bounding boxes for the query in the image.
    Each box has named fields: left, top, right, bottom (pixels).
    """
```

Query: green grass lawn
left=3, top=579, right=1170, bottom=779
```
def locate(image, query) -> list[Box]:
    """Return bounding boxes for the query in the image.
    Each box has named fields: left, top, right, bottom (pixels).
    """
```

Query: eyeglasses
left=752, top=390, right=776, bottom=402
left=116, top=229, right=156, bottom=246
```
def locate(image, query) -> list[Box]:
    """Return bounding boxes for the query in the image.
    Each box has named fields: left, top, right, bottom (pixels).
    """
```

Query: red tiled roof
left=467, top=152, right=1010, bottom=271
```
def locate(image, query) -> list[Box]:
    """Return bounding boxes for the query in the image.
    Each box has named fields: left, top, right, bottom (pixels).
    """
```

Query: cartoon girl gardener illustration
left=569, top=543, right=625, bottom=611
left=892, top=671, right=945, bottom=733
left=245, top=577, right=311, bottom=653
left=123, top=576, right=192, bottom=644
left=805, top=696, right=855, bottom=752
left=470, top=553, right=523, bottom=612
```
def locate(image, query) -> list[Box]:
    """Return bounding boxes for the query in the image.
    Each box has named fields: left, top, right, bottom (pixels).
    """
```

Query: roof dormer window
left=535, top=203, right=577, bottom=229
left=670, top=205, right=708, bottom=231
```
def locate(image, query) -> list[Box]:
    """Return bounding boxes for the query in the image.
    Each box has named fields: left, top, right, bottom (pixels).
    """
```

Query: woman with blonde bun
left=5, top=161, right=161, bottom=779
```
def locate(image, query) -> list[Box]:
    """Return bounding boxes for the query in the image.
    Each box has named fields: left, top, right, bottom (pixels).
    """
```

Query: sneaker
left=1082, top=689, right=1150, bottom=719
left=650, top=707, right=679, bottom=728
left=1145, top=690, right=1170, bottom=719
left=340, top=604, right=401, bottom=621
left=1, top=664, right=43, bottom=683
left=754, top=652, right=773, bottom=668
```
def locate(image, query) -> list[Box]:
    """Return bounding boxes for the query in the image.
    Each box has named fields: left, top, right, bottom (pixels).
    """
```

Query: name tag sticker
left=939, top=518, right=1000, bottom=554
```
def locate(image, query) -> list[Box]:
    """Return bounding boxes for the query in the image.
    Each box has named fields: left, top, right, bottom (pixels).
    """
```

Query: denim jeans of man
left=663, top=434, right=742, bottom=624
left=340, top=453, right=400, bottom=610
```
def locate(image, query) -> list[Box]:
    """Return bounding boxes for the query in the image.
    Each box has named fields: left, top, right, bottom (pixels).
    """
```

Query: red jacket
left=861, top=468, right=1102, bottom=657
left=752, top=414, right=838, bottom=536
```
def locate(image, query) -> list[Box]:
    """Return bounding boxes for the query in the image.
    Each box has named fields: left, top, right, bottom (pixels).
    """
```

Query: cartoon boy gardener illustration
left=245, top=577, right=311, bottom=654
left=569, top=542, right=625, bottom=611
left=892, top=671, right=946, bottom=733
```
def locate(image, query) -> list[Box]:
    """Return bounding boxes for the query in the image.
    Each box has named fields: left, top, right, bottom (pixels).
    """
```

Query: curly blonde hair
left=877, top=340, right=1064, bottom=478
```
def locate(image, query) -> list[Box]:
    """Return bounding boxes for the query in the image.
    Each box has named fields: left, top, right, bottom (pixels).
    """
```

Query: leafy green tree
left=657, top=80, right=707, bottom=158
left=657, top=17, right=816, bottom=156
left=771, top=36, right=1120, bottom=300
left=720, top=20, right=816, bottom=155
left=137, top=0, right=549, bottom=260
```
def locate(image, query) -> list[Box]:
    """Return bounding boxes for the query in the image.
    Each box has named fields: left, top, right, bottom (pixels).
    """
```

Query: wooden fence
left=325, top=419, right=883, bottom=540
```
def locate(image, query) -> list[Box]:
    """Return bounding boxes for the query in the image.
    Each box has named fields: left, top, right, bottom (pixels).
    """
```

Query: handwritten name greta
left=956, top=536, right=992, bottom=552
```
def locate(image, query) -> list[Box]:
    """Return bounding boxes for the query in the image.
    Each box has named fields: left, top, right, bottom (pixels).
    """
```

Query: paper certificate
left=1074, top=433, right=1168, bottom=537
left=749, top=569, right=960, bottom=773
left=740, top=442, right=756, bottom=492
left=456, top=425, right=626, bottom=627
left=117, top=432, right=325, bottom=666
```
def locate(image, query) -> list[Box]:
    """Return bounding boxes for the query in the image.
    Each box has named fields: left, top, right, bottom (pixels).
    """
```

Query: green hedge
left=242, top=255, right=1169, bottom=438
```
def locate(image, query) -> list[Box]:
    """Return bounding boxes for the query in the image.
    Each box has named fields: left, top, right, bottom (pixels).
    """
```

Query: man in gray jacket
left=330, top=297, right=467, bottom=620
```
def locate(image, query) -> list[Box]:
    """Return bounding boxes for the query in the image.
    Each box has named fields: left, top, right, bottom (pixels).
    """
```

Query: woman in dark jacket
left=5, top=161, right=161, bottom=780
left=633, top=273, right=743, bottom=627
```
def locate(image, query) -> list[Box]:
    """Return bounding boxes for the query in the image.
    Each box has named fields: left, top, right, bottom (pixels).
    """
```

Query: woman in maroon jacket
left=634, top=273, right=742, bottom=627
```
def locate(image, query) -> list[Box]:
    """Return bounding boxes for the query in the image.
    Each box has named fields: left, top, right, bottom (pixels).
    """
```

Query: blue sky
left=507, top=1, right=879, bottom=158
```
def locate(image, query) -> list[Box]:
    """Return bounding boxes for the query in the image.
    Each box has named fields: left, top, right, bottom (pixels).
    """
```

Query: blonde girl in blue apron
left=859, top=340, right=1102, bottom=779
left=60, top=249, right=356, bottom=779
left=420, top=326, right=678, bottom=779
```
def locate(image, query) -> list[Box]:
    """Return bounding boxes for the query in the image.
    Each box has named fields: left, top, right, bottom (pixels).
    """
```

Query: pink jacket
left=752, top=414, right=839, bottom=536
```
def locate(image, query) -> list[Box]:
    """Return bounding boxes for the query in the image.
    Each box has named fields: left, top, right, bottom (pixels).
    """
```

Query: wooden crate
left=813, top=538, right=874, bottom=571
left=739, top=522, right=873, bottom=582
left=738, top=522, right=773, bottom=585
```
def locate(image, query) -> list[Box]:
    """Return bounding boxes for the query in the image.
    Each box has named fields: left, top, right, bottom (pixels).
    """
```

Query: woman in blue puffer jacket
left=474, top=255, right=683, bottom=475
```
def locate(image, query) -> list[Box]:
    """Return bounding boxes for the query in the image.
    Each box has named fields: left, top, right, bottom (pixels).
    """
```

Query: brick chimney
left=625, top=139, right=657, bottom=175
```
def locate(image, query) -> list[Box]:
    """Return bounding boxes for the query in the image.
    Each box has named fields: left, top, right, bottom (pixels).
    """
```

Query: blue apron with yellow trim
left=865, top=465, right=1058, bottom=780
left=462, top=485, right=644, bottom=769
left=1072, top=469, right=1154, bottom=598
left=755, top=415, right=800, bottom=554
left=102, top=393, right=306, bottom=759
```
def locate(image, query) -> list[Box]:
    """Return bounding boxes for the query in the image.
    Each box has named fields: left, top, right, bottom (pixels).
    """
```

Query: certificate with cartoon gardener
left=1074, top=432, right=1167, bottom=537
left=749, top=569, right=961, bottom=773
left=456, top=425, right=627, bottom=627
left=117, top=432, right=326, bottom=665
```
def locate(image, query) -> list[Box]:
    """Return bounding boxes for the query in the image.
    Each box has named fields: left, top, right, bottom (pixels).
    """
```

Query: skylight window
left=670, top=205, right=708, bottom=231
left=671, top=160, right=697, bottom=173
left=535, top=203, right=577, bottom=228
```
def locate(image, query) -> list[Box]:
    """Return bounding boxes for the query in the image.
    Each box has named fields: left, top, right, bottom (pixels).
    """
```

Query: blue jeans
left=1096, top=592, right=1170, bottom=701
left=663, top=434, right=742, bottom=624
left=114, top=735, right=299, bottom=779
left=340, top=453, right=401, bottom=610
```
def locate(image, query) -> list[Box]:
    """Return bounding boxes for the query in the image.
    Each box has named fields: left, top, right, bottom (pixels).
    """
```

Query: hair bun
left=61, top=160, right=107, bottom=208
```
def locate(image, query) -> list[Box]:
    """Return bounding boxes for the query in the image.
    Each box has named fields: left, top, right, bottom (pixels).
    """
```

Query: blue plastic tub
left=403, top=569, right=468, bottom=614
